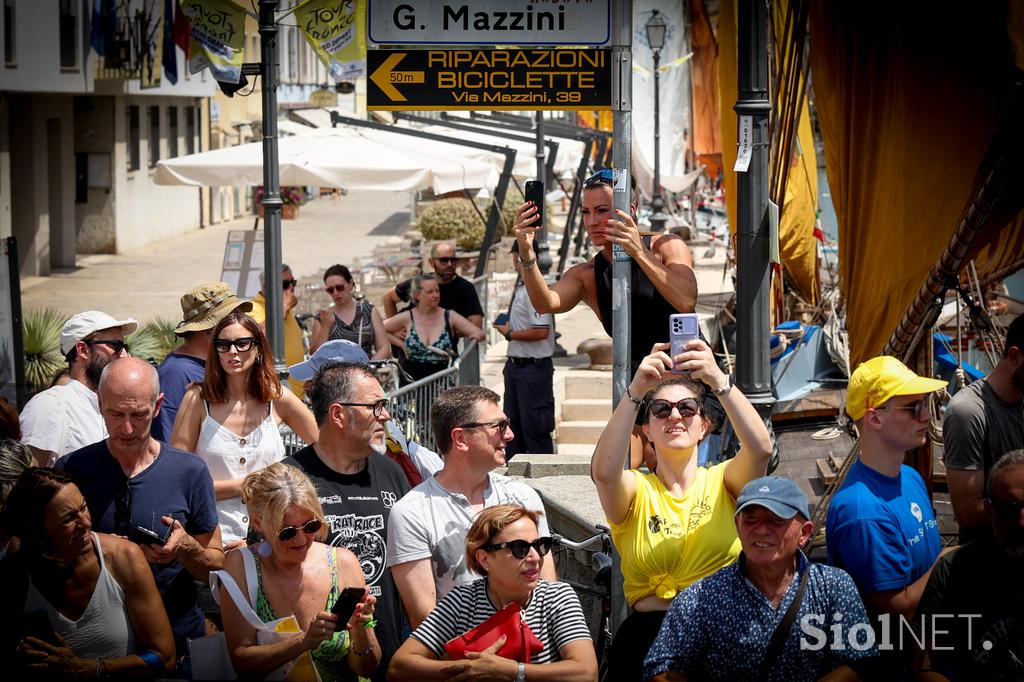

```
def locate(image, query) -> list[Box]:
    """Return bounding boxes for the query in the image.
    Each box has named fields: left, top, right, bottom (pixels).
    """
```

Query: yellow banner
left=181, top=0, right=246, bottom=83
left=295, top=0, right=366, bottom=81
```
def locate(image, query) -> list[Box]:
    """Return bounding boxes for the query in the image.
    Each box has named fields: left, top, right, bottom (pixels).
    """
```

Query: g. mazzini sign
left=367, top=0, right=611, bottom=46
left=366, top=48, right=612, bottom=111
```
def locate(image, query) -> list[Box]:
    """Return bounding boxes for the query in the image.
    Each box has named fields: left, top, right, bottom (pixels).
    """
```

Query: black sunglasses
left=114, top=476, right=133, bottom=535
left=325, top=284, right=348, bottom=294
left=987, top=497, right=1024, bottom=521
left=460, top=418, right=511, bottom=434
left=482, top=537, right=553, bottom=559
left=277, top=518, right=323, bottom=542
left=434, top=256, right=457, bottom=264
left=336, top=398, right=390, bottom=419
left=85, top=339, right=130, bottom=354
left=648, top=397, right=702, bottom=420
left=583, top=168, right=614, bottom=188
left=214, top=337, right=256, bottom=353
left=283, top=278, right=298, bottom=289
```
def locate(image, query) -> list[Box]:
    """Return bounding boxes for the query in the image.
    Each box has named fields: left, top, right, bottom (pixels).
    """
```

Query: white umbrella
left=154, top=127, right=498, bottom=195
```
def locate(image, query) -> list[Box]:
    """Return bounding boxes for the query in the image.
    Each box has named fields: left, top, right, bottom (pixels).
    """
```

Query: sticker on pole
left=612, top=168, right=629, bottom=194
left=734, top=115, right=752, bottom=173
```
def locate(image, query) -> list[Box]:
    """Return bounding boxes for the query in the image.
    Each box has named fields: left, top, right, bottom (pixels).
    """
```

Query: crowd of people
left=0, top=167, right=1020, bottom=680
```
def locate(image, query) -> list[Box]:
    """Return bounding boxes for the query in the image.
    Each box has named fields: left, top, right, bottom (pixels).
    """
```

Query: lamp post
left=646, top=10, right=669, bottom=231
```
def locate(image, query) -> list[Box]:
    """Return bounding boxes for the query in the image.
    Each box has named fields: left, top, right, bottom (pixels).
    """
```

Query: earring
left=253, top=540, right=273, bottom=557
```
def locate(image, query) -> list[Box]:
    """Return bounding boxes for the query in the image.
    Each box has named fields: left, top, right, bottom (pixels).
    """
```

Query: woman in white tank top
left=4, top=469, right=174, bottom=675
left=172, top=311, right=318, bottom=547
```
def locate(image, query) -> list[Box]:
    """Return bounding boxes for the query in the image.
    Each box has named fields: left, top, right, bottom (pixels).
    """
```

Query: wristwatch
left=712, top=374, right=733, bottom=397
left=515, top=661, right=526, bottom=682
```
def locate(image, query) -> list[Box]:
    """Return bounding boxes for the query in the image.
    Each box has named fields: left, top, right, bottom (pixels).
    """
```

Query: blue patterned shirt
left=644, top=552, right=877, bottom=681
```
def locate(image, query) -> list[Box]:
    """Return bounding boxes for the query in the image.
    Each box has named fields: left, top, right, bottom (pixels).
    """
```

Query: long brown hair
left=202, top=311, right=281, bottom=404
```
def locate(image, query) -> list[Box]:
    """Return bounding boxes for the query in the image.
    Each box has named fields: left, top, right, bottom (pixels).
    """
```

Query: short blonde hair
left=465, top=504, right=540, bottom=575
left=240, top=463, right=327, bottom=542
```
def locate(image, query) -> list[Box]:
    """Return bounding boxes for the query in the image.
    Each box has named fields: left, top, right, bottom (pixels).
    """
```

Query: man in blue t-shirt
left=58, top=357, right=223, bottom=653
left=151, top=282, right=251, bottom=441
left=827, top=355, right=950, bottom=622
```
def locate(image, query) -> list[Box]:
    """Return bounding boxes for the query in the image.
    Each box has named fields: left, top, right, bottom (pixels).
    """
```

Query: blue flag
left=89, top=0, right=115, bottom=56
left=162, top=0, right=178, bottom=84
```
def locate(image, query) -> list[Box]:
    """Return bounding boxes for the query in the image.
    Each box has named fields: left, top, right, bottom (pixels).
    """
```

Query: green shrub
left=415, top=187, right=526, bottom=249
left=23, top=307, right=66, bottom=390
left=127, top=318, right=182, bottom=365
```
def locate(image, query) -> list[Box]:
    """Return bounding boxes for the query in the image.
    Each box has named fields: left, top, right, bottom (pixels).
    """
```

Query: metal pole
left=535, top=112, right=552, bottom=274
left=734, top=0, right=773, bottom=407
left=258, top=0, right=285, bottom=373
left=649, top=46, right=668, bottom=231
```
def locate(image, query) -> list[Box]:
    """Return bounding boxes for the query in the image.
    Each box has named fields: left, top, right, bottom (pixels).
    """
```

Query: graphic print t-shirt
left=283, top=447, right=410, bottom=681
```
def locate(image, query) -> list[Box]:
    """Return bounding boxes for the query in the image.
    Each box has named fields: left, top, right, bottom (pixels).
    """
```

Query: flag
left=180, top=0, right=246, bottom=83
left=90, top=0, right=115, bottom=56
left=294, top=0, right=366, bottom=81
left=162, top=0, right=178, bottom=84
left=173, top=0, right=191, bottom=54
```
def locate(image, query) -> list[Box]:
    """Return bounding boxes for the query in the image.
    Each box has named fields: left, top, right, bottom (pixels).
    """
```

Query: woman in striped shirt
left=389, top=504, right=597, bottom=681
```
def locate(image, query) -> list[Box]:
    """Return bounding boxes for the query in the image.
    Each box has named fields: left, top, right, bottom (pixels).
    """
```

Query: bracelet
left=353, top=643, right=375, bottom=656
left=505, top=330, right=512, bottom=341
left=517, top=256, right=538, bottom=270
left=362, top=617, right=378, bottom=630
left=139, top=650, right=164, bottom=671
left=515, top=661, right=526, bottom=682
left=625, top=387, right=643, bottom=409
left=95, top=659, right=109, bottom=678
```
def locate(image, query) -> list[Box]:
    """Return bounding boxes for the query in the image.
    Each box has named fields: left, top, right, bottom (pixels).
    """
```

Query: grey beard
left=369, top=439, right=387, bottom=457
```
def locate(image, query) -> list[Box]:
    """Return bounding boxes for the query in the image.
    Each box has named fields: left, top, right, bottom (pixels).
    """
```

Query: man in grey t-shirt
left=386, top=385, right=556, bottom=628
left=943, top=313, right=1024, bottom=542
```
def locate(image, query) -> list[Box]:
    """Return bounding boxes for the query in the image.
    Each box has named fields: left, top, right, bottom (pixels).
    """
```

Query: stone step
left=564, top=373, right=613, bottom=400
left=556, top=442, right=597, bottom=457
left=561, top=398, right=613, bottom=422
left=557, top=420, right=608, bottom=445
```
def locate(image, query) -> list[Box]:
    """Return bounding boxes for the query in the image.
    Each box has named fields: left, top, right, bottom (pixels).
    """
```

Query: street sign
left=367, top=48, right=612, bottom=111
left=367, top=0, right=611, bottom=46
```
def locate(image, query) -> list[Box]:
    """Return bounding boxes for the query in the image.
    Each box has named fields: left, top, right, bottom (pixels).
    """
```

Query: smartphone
left=669, top=314, right=701, bottom=374
left=18, top=610, right=58, bottom=646
left=130, top=524, right=168, bottom=546
left=524, top=180, right=544, bottom=229
left=330, top=586, right=366, bottom=626
left=493, top=313, right=509, bottom=326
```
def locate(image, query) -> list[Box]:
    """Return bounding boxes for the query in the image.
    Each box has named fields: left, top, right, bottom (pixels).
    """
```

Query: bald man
left=382, top=241, right=483, bottom=328
left=57, top=357, right=223, bottom=652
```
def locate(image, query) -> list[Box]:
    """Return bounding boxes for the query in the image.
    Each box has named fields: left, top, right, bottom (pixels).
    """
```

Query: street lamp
left=646, top=9, right=670, bottom=232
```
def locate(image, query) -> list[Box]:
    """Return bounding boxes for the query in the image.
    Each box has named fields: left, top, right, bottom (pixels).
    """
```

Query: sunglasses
left=482, top=537, right=553, bottom=559
left=434, top=257, right=457, bottom=264
left=277, top=518, right=323, bottom=542
left=85, top=339, right=130, bottom=354
left=583, top=168, right=614, bottom=188
left=214, top=337, right=256, bottom=353
left=325, top=284, right=348, bottom=294
left=114, top=476, right=133, bottom=535
left=460, top=418, right=511, bottom=434
left=336, top=398, right=390, bottom=419
left=283, top=279, right=298, bottom=289
left=876, top=399, right=929, bottom=422
left=987, top=497, right=1024, bottom=521
left=648, top=398, right=702, bottom=420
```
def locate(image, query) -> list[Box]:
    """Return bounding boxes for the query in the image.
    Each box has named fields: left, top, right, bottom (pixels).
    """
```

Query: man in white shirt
left=387, top=385, right=556, bottom=628
left=20, top=310, right=136, bottom=466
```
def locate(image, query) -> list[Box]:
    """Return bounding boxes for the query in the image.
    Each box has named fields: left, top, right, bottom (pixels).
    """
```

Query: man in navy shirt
left=152, top=282, right=250, bottom=441
left=58, top=357, right=223, bottom=653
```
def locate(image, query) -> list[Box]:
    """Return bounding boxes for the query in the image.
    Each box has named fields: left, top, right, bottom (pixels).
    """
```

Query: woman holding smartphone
left=171, top=311, right=318, bottom=547
left=591, top=340, right=773, bottom=680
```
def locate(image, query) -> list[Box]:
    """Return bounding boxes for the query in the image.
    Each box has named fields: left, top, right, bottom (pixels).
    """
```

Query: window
left=127, top=105, right=140, bottom=171
left=3, top=0, right=14, bottom=66
left=148, top=106, right=160, bottom=167
left=58, top=0, right=78, bottom=69
left=167, top=106, right=178, bottom=157
left=185, top=106, right=196, bottom=154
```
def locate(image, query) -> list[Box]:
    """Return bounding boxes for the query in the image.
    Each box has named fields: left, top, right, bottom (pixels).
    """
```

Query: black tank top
left=593, top=235, right=681, bottom=371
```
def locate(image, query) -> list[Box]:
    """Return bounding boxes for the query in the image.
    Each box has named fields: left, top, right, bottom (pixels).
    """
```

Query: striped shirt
left=412, top=579, right=592, bottom=663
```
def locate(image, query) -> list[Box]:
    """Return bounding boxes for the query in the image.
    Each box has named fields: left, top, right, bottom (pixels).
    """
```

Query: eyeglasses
left=277, top=518, right=323, bottom=542
left=876, top=399, right=929, bottom=422
left=482, top=537, right=553, bottom=559
left=85, top=339, right=130, bottom=355
left=336, top=398, right=390, bottom=419
left=114, top=476, right=133, bottom=535
left=987, top=497, right=1024, bottom=521
left=434, top=257, right=457, bottom=264
left=583, top=168, right=614, bottom=188
left=460, top=418, right=511, bottom=434
left=214, top=337, right=256, bottom=353
left=283, top=279, right=298, bottom=289
left=648, top=398, right=701, bottom=420
left=325, top=284, right=348, bottom=294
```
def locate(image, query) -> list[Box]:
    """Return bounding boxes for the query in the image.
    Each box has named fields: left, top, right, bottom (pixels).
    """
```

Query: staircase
left=556, top=371, right=614, bottom=456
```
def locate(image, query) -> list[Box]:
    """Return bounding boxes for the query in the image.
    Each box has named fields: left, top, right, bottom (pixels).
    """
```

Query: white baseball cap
left=60, top=311, right=139, bottom=355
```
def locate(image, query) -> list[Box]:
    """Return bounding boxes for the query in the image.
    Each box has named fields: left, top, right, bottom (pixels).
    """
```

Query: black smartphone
left=524, top=180, right=544, bottom=229
left=493, top=313, right=509, bottom=326
left=18, top=610, right=58, bottom=647
left=330, top=586, right=366, bottom=626
left=130, top=524, right=168, bottom=546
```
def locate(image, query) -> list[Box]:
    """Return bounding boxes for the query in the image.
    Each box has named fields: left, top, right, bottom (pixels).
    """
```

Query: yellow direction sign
left=367, top=48, right=612, bottom=111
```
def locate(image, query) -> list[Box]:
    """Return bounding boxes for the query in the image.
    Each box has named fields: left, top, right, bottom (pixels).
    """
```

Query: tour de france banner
left=295, top=0, right=367, bottom=81
left=180, top=0, right=246, bottom=83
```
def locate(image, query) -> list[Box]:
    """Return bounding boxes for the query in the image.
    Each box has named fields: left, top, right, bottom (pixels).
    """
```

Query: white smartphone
left=669, top=313, right=701, bottom=374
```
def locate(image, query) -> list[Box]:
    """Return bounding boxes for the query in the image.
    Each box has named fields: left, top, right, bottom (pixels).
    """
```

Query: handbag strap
left=209, top=549, right=265, bottom=631
left=758, top=564, right=810, bottom=680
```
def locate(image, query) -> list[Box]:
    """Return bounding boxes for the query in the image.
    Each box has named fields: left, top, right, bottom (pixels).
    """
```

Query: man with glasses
left=827, top=356, right=950, bottom=630
left=913, top=449, right=1024, bottom=680
left=20, top=310, right=137, bottom=466
left=382, top=241, right=484, bottom=329
left=249, top=263, right=305, bottom=396
left=56, top=357, right=222, bottom=660
left=387, top=385, right=555, bottom=629
left=282, top=361, right=410, bottom=681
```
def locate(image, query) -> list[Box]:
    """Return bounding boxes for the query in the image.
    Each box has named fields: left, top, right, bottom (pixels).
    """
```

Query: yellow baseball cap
left=846, top=355, right=947, bottom=421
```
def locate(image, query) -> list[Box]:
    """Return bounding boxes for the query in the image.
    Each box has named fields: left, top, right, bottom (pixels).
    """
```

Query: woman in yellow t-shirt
left=592, top=340, right=773, bottom=679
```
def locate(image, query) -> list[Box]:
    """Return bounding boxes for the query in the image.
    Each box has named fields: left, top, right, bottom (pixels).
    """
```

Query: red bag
left=443, top=602, right=543, bottom=663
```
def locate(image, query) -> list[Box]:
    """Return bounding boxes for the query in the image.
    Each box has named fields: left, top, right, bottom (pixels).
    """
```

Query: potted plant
left=254, top=186, right=309, bottom=219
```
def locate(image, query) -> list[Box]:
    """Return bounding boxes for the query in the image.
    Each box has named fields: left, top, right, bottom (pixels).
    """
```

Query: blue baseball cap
left=288, top=339, right=369, bottom=381
left=735, top=476, right=810, bottom=520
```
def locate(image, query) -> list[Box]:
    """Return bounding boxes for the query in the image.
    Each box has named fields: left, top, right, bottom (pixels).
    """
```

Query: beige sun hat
left=175, top=282, right=252, bottom=336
